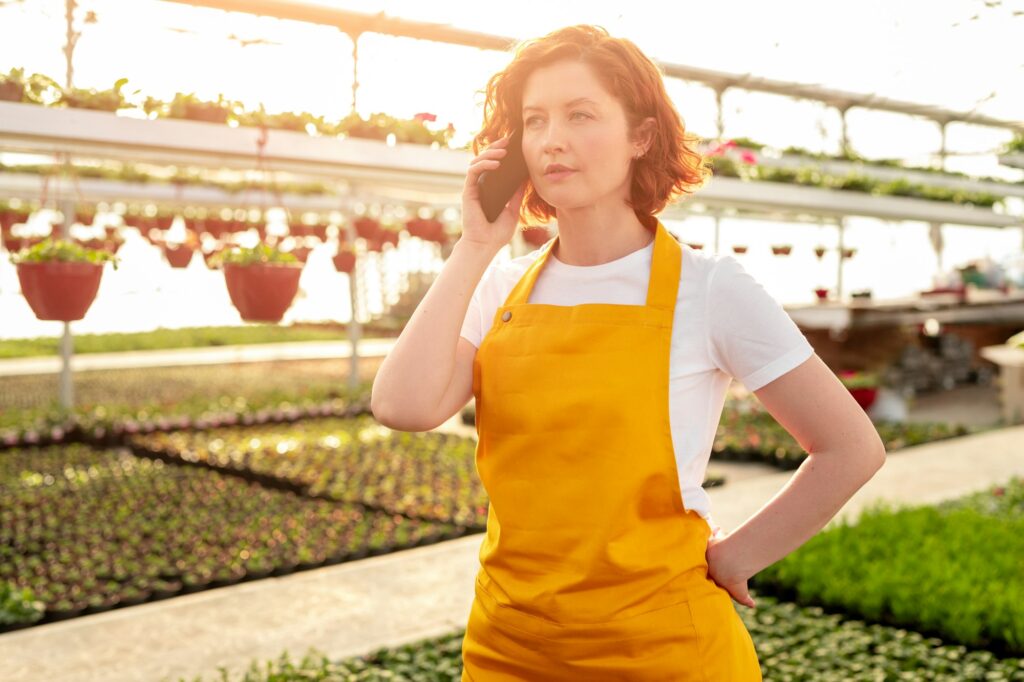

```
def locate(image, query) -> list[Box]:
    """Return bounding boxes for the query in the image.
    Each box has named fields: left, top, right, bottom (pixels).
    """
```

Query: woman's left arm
left=709, top=352, right=887, bottom=605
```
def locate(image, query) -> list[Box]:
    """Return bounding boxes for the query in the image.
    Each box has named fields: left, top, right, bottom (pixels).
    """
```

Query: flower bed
left=171, top=594, right=1024, bottom=681
left=751, top=477, right=1024, bottom=656
left=0, top=443, right=462, bottom=630
left=128, top=415, right=487, bottom=528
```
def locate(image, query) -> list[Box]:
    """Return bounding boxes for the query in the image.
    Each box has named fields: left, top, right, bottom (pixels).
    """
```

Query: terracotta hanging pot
left=333, top=247, right=356, bottom=274
left=290, top=246, right=312, bottom=264
left=841, top=247, right=856, bottom=259
left=521, top=226, right=551, bottom=247
left=163, top=244, right=195, bottom=268
left=223, top=263, right=302, bottom=323
left=365, top=237, right=384, bottom=253
left=732, top=245, right=748, bottom=254
left=354, top=216, right=381, bottom=241
left=771, top=245, right=792, bottom=256
left=17, top=261, right=104, bottom=321
left=155, top=213, right=176, bottom=230
left=685, top=242, right=704, bottom=250
left=813, top=245, right=827, bottom=259
left=814, top=287, right=829, bottom=301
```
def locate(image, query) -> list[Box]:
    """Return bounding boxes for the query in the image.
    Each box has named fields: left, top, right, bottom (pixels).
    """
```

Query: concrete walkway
left=0, top=339, right=395, bottom=377
left=1, top=422, right=1022, bottom=682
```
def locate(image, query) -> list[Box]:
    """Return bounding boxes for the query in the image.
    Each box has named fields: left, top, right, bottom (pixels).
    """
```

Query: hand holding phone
left=460, top=130, right=529, bottom=251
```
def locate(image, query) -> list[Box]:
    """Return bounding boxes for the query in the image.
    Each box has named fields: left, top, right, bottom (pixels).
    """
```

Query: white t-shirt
left=460, top=236, right=815, bottom=534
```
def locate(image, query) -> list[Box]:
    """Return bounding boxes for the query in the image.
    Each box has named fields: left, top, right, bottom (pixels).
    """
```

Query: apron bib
left=461, top=220, right=762, bottom=681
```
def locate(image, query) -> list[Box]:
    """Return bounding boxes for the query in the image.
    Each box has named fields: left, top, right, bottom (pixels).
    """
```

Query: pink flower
left=740, top=150, right=758, bottom=164
left=414, top=112, right=437, bottom=122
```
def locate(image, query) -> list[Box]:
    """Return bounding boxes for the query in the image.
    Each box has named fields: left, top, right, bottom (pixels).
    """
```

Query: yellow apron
left=461, top=219, right=763, bottom=681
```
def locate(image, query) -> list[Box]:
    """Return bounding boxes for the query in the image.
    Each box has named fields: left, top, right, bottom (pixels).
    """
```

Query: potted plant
left=731, top=244, right=748, bottom=254
left=353, top=216, right=381, bottom=241
left=521, top=225, right=551, bottom=247
left=841, top=247, right=857, bottom=259
left=813, top=245, right=827, bottom=259
left=771, top=244, right=792, bottom=256
left=333, top=242, right=356, bottom=274
left=814, top=287, right=829, bottom=301
left=378, top=223, right=400, bottom=247
left=838, top=370, right=879, bottom=411
left=59, top=77, right=130, bottom=112
left=0, top=67, right=26, bottom=102
left=218, top=243, right=302, bottom=323
left=9, top=238, right=119, bottom=321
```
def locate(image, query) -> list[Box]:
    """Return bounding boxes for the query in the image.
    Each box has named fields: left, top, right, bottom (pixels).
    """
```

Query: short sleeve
left=706, top=255, right=814, bottom=392
left=459, top=261, right=499, bottom=349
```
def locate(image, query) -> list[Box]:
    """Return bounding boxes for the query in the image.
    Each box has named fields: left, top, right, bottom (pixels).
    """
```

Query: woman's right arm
left=370, top=238, right=499, bottom=431
left=371, top=131, right=528, bottom=431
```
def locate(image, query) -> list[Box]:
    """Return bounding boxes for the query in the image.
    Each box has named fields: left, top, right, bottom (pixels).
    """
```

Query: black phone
left=477, top=127, right=529, bottom=223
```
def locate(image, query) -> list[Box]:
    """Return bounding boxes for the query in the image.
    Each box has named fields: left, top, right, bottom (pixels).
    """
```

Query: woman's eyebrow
left=522, top=97, right=599, bottom=113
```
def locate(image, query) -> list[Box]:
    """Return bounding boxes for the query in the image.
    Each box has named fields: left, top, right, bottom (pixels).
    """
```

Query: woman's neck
left=551, top=217, right=654, bottom=266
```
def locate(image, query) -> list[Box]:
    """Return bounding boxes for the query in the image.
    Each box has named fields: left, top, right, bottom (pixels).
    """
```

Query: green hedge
left=752, top=477, right=1024, bottom=656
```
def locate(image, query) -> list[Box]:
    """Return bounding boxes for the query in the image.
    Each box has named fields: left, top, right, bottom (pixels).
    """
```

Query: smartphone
left=477, top=127, right=529, bottom=223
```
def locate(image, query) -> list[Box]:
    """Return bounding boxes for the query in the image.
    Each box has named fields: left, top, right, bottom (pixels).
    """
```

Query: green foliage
left=753, top=477, right=1024, bottom=655
left=216, top=244, right=300, bottom=267
left=0, top=581, right=45, bottom=626
left=8, top=238, right=119, bottom=269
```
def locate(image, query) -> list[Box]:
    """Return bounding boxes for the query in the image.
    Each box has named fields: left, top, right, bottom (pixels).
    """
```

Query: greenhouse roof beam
left=165, top=0, right=1024, bottom=134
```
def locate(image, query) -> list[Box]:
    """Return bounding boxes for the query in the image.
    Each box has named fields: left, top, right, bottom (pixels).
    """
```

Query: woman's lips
left=545, top=170, right=576, bottom=181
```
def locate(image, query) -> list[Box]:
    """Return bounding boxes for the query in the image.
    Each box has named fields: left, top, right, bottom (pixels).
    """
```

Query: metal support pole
left=836, top=217, right=846, bottom=300
left=58, top=0, right=79, bottom=411
left=346, top=222, right=361, bottom=391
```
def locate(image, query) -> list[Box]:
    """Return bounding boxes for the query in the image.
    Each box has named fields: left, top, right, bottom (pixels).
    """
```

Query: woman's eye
left=525, top=112, right=590, bottom=126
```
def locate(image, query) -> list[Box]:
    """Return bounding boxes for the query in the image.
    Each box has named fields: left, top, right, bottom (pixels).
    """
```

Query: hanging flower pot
left=380, top=225, right=400, bottom=247
left=9, top=238, right=119, bottom=321
left=732, top=245, right=748, bottom=254
left=813, top=245, right=827, bottom=259
left=74, top=205, right=97, bottom=226
left=311, top=223, right=329, bottom=242
left=202, top=247, right=224, bottom=269
left=685, top=242, right=704, bottom=250
left=814, top=287, right=829, bottom=301
left=354, top=216, right=381, bottom=241
left=365, top=237, right=384, bottom=253
left=221, top=244, right=302, bottom=323
left=290, top=246, right=312, bottom=264
left=841, top=247, right=857, bottom=259
left=521, top=226, right=551, bottom=247
left=771, top=244, right=792, bottom=256
left=155, top=212, right=176, bottom=231
left=163, top=243, right=195, bottom=268
left=0, top=205, right=31, bottom=231
left=333, top=243, right=356, bottom=273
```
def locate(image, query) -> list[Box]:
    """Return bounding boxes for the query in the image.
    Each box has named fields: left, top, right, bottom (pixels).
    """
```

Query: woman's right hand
left=460, top=133, right=528, bottom=252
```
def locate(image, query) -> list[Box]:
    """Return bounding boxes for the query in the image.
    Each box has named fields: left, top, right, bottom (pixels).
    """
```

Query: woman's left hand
left=706, top=531, right=757, bottom=608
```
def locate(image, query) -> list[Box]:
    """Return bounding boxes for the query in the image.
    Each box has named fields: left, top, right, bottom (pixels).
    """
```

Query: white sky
left=0, top=0, right=1021, bottom=181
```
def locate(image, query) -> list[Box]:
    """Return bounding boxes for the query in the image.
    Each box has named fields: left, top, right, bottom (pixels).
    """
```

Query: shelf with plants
left=688, top=169, right=1021, bottom=229
left=716, top=136, right=1024, bottom=199
left=0, top=100, right=468, bottom=197
left=2, top=100, right=1020, bottom=230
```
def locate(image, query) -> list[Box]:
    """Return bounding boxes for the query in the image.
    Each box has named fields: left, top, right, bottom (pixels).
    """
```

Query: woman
left=371, top=24, right=886, bottom=681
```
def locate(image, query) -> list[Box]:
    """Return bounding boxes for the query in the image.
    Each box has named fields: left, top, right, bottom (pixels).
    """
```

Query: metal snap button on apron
left=501, top=310, right=512, bottom=322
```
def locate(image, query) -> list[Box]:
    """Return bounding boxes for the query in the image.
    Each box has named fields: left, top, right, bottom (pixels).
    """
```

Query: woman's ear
left=634, top=116, right=658, bottom=156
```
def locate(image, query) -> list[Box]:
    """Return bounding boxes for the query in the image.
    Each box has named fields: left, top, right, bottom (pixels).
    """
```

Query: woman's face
left=520, top=59, right=639, bottom=210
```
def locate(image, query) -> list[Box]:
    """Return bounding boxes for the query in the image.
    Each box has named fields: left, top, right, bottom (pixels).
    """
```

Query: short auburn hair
left=472, top=24, right=712, bottom=232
